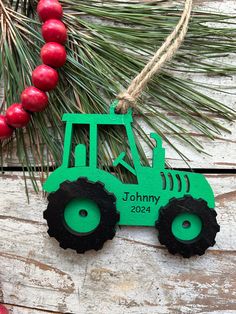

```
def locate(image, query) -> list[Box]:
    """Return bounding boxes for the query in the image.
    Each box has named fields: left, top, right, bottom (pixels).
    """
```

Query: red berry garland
left=0, top=0, right=67, bottom=140
left=32, top=65, right=59, bottom=91
left=42, top=19, right=67, bottom=44
left=41, top=42, right=67, bottom=68
left=21, top=87, right=48, bottom=112
left=0, top=116, right=14, bottom=139
left=6, top=104, right=31, bottom=128
left=0, top=304, right=9, bottom=314
left=37, top=0, right=63, bottom=22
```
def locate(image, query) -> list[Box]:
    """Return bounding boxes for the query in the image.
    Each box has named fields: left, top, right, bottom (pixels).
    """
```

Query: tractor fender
left=43, top=166, right=122, bottom=197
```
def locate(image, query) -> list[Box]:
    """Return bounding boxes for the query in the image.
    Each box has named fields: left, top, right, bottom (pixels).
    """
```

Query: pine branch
left=0, top=0, right=235, bottom=188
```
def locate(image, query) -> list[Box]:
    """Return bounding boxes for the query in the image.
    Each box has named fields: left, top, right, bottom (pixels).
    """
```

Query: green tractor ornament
left=43, top=102, right=220, bottom=258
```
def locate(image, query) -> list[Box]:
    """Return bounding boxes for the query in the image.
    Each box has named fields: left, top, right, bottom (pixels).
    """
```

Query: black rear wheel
left=155, top=196, right=220, bottom=258
left=44, top=177, right=120, bottom=253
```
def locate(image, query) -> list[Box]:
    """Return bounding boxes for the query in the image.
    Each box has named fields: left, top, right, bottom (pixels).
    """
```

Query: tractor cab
left=61, top=103, right=165, bottom=181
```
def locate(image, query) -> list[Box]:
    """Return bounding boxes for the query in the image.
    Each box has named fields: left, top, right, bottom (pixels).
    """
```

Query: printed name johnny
left=122, top=192, right=160, bottom=205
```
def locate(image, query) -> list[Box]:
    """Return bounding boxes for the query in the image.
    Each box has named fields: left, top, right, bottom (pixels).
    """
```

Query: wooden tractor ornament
left=43, top=102, right=220, bottom=258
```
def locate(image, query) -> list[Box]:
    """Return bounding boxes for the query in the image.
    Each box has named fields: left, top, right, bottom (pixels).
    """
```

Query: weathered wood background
left=1, top=0, right=236, bottom=313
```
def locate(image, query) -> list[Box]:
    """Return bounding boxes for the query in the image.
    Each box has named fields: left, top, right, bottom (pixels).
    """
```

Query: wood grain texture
left=139, top=116, right=236, bottom=169
left=0, top=173, right=236, bottom=313
left=0, top=0, right=236, bottom=313
left=4, top=303, right=80, bottom=314
left=2, top=113, right=236, bottom=169
left=0, top=305, right=59, bottom=314
left=1, top=2, right=236, bottom=170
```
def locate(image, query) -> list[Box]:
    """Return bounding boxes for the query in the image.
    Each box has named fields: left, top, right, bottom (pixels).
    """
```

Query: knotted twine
left=116, top=0, right=193, bottom=113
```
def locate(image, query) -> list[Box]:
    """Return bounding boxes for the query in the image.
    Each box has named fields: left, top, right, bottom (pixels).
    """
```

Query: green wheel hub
left=64, top=198, right=101, bottom=234
left=171, top=212, right=202, bottom=241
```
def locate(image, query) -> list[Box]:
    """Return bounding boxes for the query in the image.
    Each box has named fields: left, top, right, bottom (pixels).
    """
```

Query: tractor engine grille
left=160, top=172, right=190, bottom=193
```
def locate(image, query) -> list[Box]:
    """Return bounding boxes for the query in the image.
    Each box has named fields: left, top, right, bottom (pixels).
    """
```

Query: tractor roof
left=62, top=112, right=133, bottom=125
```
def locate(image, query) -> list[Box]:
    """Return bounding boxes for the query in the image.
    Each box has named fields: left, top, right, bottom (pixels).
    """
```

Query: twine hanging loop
left=116, top=0, right=193, bottom=113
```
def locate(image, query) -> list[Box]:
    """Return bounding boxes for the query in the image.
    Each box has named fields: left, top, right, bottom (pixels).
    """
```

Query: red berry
left=37, top=0, right=63, bottom=22
left=41, top=42, right=66, bottom=68
left=21, top=87, right=48, bottom=112
left=42, top=19, right=67, bottom=44
left=6, top=104, right=31, bottom=128
left=0, top=304, right=9, bottom=314
left=0, top=115, right=14, bottom=140
left=32, top=65, right=58, bottom=91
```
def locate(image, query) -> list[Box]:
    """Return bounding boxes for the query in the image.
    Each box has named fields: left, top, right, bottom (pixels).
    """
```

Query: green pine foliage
left=0, top=0, right=235, bottom=191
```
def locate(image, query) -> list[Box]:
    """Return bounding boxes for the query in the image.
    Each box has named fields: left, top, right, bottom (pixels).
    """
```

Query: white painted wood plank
left=0, top=1, right=235, bottom=313
left=139, top=117, right=236, bottom=169
left=0, top=305, right=55, bottom=314
left=0, top=173, right=235, bottom=251
left=1, top=236, right=236, bottom=313
left=2, top=114, right=236, bottom=169
left=0, top=252, right=77, bottom=313
left=0, top=173, right=235, bottom=313
left=198, top=0, right=236, bottom=14
left=0, top=1, right=235, bottom=170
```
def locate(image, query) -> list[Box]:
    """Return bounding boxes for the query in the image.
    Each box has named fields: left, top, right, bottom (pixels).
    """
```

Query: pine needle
left=0, top=0, right=235, bottom=188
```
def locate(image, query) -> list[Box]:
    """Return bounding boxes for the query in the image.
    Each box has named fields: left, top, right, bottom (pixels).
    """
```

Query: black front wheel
left=44, top=177, right=120, bottom=253
left=155, top=196, right=220, bottom=258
